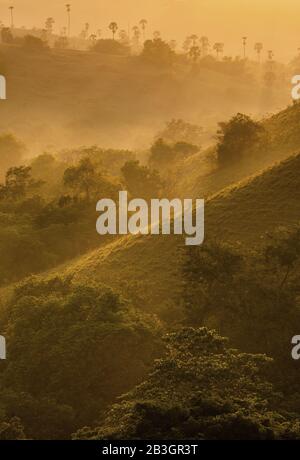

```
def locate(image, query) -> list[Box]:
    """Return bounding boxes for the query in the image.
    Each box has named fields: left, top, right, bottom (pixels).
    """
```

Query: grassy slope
left=60, top=152, right=300, bottom=316
left=176, top=102, right=300, bottom=199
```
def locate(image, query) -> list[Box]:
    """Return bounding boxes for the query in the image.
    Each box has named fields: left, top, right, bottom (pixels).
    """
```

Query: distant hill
left=0, top=43, right=289, bottom=155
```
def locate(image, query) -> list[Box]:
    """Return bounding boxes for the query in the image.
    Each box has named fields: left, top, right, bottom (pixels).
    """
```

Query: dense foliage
left=74, top=328, right=300, bottom=440
left=0, top=277, right=162, bottom=439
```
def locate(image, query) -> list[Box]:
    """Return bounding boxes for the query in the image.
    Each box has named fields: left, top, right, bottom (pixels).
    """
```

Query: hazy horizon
left=0, top=0, right=300, bottom=62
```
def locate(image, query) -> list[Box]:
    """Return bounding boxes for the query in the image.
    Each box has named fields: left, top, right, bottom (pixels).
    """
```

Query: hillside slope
left=176, top=102, right=300, bottom=199
left=61, top=152, right=300, bottom=315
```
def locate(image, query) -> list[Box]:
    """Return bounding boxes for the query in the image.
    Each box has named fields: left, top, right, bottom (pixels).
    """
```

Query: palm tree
left=45, top=17, right=55, bottom=35
left=242, top=36, right=247, bottom=59
left=268, top=50, right=274, bottom=61
left=139, top=19, right=147, bottom=41
left=200, top=36, right=209, bottom=56
left=189, top=34, right=198, bottom=46
left=84, top=23, right=89, bottom=39
left=9, top=6, right=14, bottom=29
left=213, top=42, right=224, bottom=60
left=66, top=4, right=71, bottom=37
left=89, top=34, right=97, bottom=45
left=132, top=26, right=141, bottom=49
left=254, top=42, right=263, bottom=62
left=189, top=45, right=201, bottom=64
left=109, top=22, right=118, bottom=40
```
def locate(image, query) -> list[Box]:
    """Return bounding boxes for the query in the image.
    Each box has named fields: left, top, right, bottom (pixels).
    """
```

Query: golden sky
left=0, top=0, right=299, bottom=61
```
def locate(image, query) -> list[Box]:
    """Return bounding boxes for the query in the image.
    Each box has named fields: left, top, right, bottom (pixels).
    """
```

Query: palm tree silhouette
left=189, top=34, right=198, bottom=46
left=189, top=45, right=201, bottom=64
left=139, top=19, right=147, bottom=41
left=45, top=17, right=55, bottom=35
left=132, top=26, right=141, bottom=49
left=254, top=42, right=263, bottom=62
left=213, top=42, right=224, bottom=60
left=66, top=4, right=71, bottom=37
left=200, top=36, right=209, bottom=56
left=109, top=22, right=118, bottom=40
left=89, top=34, right=97, bottom=45
left=242, top=36, right=247, bottom=59
left=84, top=23, right=89, bottom=39
left=9, top=6, right=14, bottom=29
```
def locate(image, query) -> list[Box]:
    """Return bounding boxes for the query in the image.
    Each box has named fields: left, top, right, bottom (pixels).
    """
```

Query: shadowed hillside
left=59, top=151, right=300, bottom=316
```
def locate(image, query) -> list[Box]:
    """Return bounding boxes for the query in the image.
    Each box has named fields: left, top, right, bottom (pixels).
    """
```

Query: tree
left=0, top=165, right=42, bottom=201
left=121, top=160, right=163, bottom=199
left=75, top=328, right=300, bottom=440
left=0, top=133, right=25, bottom=178
left=141, top=38, right=174, bottom=67
left=0, top=277, right=162, bottom=438
left=200, top=36, right=209, bottom=56
left=89, top=34, right=97, bottom=45
left=254, top=42, right=263, bottom=62
left=9, top=6, right=14, bottom=29
left=268, top=50, right=274, bottom=62
left=149, top=138, right=199, bottom=171
left=80, top=22, right=89, bottom=40
left=213, top=42, right=224, bottom=60
left=149, top=138, right=173, bottom=168
left=63, top=157, right=119, bottom=201
left=45, top=17, right=55, bottom=35
left=22, top=35, right=49, bottom=52
left=189, top=34, right=198, bottom=46
left=242, top=36, right=247, bottom=59
left=66, top=4, right=71, bottom=37
left=139, top=19, right=147, bottom=41
left=189, top=45, right=201, bottom=64
left=63, top=157, right=99, bottom=201
left=216, top=113, right=264, bottom=166
left=132, top=26, right=141, bottom=50
left=181, top=237, right=300, bottom=370
left=109, top=22, right=118, bottom=40
left=155, top=119, right=203, bottom=146
left=1, top=27, right=13, bottom=44
left=264, top=227, right=300, bottom=288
